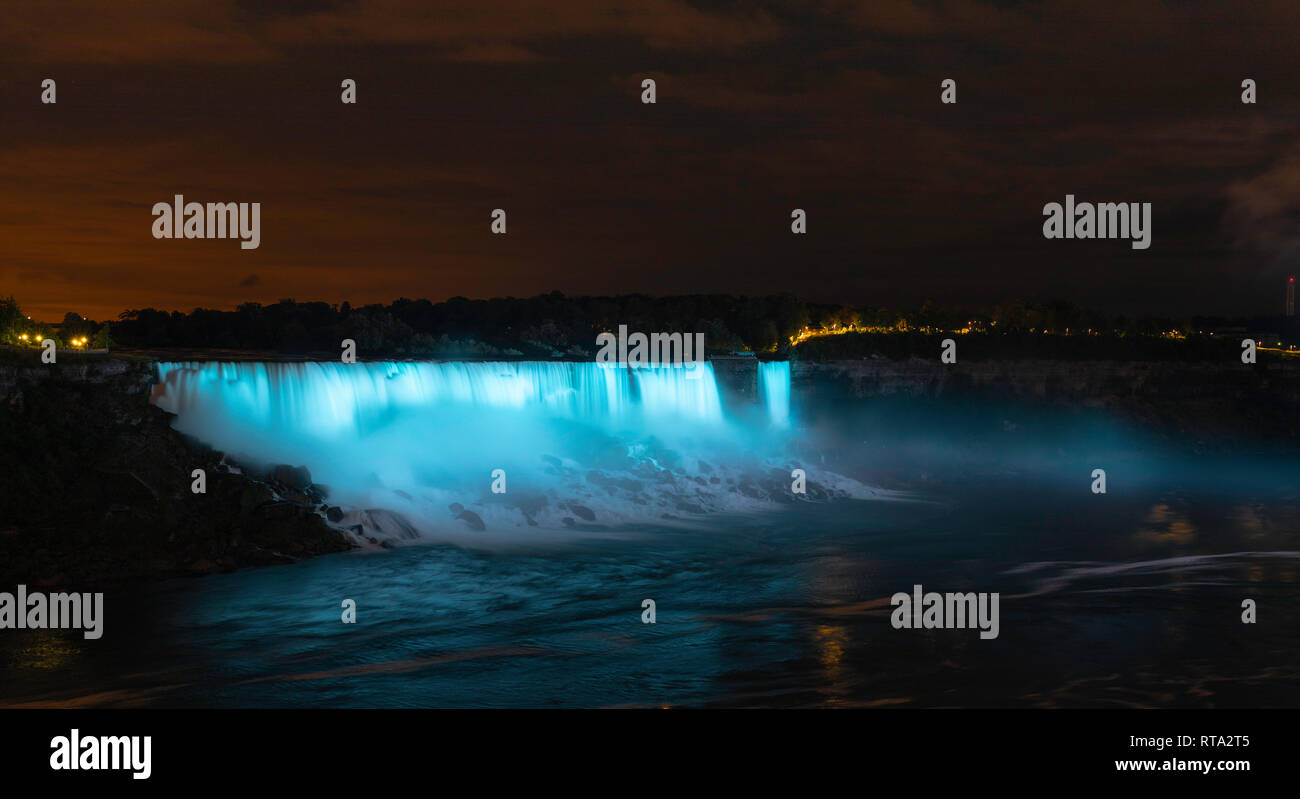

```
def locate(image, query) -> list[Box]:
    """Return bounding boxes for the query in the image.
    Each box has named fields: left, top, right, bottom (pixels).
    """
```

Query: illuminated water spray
left=152, top=360, right=866, bottom=544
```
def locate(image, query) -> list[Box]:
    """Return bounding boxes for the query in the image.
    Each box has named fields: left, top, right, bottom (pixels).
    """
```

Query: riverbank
left=0, top=353, right=354, bottom=587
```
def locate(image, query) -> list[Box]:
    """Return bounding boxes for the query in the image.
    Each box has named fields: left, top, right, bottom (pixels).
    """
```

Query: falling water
left=151, top=360, right=855, bottom=544
left=155, top=361, right=725, bottom=438
left=759, top=361, right=791, bottom=428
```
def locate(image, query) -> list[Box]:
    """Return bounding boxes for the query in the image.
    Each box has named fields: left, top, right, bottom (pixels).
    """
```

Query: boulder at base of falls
left=568, top=504, right=596, bottom=521
left=456, top=509, right=486, bottom=531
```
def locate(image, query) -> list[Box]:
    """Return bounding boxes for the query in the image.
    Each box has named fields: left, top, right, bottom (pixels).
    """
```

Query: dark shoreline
left=0, top=356, right=354, bottom=589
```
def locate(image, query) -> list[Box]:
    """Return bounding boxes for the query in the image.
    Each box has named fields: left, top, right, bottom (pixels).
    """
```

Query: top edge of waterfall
left=152, top=357, right=792, bottom=369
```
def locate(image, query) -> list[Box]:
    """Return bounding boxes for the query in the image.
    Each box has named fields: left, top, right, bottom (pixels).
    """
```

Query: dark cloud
left=1227, top=141, right=1300, bottom=273
left=3, top=1, right=1298, bottom=320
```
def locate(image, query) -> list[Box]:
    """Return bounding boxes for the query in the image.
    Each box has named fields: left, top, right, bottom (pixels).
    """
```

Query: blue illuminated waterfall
left=759, top=361, right=791, bottom=428
left=152, top=360, right=849, bottom=544
left=156, top=361, right=726, bottom=439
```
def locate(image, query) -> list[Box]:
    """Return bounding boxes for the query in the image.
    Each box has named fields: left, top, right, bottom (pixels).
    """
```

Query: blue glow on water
left=759, top=361, right=791, bottom=428
left=153, top=360, right=844, bottom=544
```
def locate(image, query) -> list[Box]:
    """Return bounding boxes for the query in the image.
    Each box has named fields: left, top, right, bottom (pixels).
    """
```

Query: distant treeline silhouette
left=110, top=293, right=811, bottom=357
left=6, top=293, right=1298, bottom=359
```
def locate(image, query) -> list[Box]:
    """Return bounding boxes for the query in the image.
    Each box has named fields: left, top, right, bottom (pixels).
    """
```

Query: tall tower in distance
left=1289, top=277, right=1296, bottom=317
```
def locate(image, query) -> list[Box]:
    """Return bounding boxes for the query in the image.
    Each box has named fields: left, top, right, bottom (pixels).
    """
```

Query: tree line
left=3, top=293, right=1296, bottom=358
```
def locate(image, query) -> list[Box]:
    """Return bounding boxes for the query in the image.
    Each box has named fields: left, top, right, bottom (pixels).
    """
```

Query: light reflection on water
left=2, top=469, right=1298, bottom=708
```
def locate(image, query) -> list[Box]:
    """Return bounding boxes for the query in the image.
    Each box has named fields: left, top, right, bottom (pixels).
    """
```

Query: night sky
left=3, top=1, right=1299, bottom=321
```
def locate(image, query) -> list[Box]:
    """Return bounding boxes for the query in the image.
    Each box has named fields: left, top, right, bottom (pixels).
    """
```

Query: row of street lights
left=15, top=333, right=91, bottom=348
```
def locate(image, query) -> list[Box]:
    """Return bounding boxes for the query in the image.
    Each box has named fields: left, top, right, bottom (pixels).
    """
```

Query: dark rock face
left=269, top=464, right=313, bottom=492
left=455, top=509, right=486, bottom=531
left=0, top=354, right=355, bottom=587
left=568, top=504, right=596, bottom=522
left=357, top=509, right=421, bottom=540
left=794, top=358, right=1300, bottom=447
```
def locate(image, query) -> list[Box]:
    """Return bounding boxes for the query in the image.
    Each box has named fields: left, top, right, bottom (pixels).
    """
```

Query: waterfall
left=155, top=361, right=724, bottom=438
left=152, top=360, right=858, bottom=543
left=759, top=361, right=791, bottom=428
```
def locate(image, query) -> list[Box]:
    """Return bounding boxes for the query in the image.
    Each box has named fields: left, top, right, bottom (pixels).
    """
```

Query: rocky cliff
left=0, top=353, right=354, bottom=587
left=793, top=357, right=1300, bottom=445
